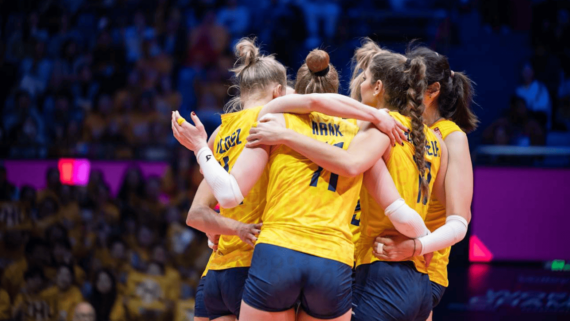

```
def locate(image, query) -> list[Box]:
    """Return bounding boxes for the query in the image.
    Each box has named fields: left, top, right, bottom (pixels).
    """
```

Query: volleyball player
left=372, top=45, right=478, bottom=320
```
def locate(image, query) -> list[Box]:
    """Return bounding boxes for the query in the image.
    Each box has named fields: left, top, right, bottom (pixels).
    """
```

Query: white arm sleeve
left=196, top=147, right=244, bottom=208
left=418, top=215, right=468, bottom=255
left=385, top=198, right=430, bottom=238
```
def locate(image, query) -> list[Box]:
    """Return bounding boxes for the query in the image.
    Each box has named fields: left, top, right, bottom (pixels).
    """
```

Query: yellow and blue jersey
left=350, top=200, right=362, bottom=264
left=209, top=106, right=268, bottom=270
left=426, top=119, right=463, bottom=287
left=257, top=112, right=362, bottom=267
left=356, top=112, right=443, bottom=274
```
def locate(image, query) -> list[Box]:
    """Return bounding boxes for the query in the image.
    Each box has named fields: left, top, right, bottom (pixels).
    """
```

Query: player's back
left=425, top=118, right=463, bottom=287
left=210, top=106, right=268, bottom=270
left=257, top=112, right=362, bottom=267
left=357, top=111, right=443, bottom=273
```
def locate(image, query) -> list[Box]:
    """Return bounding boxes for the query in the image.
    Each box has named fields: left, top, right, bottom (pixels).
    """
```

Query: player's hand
left=424, top=252, right=433, bottom=269
left=372, top=230, right=415, bottom=261
left=374, top=109, right=408, bottom=146
left=172, top=111, right=208, bottom=153
left=238, top=222, right=262, bottom=247
left=206, top=233, right=219, bottom=251
left=246, top=114, right=288, bottom=148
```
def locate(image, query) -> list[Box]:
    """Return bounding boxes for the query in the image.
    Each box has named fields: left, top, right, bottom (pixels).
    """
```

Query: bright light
left=58, top=159, right=91, bottom=186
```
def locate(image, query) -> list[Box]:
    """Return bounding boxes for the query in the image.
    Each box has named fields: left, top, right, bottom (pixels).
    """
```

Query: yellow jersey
left=345, top=119, right=362, bottom=264
left=209, top=106, right=268, bottom=270
left=356, top=112, right=443, bottom=273
left=0, top=289, right=10, bottom=320
left=13, top=287, right=58, bottom=321
left=350, top=200, right=362, bottom=265
left=125, top=271, right=170, bottom=318
left=258, top=112, right=362, bottom=267
left=426, top=119, right=463, bottom=287
left=47, top=286, right=84, bottom=321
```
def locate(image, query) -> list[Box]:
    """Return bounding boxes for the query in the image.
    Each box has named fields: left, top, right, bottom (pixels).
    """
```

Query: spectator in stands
left=71, top=64, right=99, bottom=112
left=516, top=62, right=552, bottom=129
left=90, top=269, right=122, bottom=321
left=124, top=10, right=156, bottom=63
left=50, top=39, right=81, bottom=90
left=117, top=167, right=145, bottom=210
left=38, top=167, right=61, bottom=204
left=483, top=96, right=545, bottom=146
left=3, top=90, right=45, bottom=143
left=51, top=239, right=86, bottom=285
left=19, top=38, right=52, bottom=97
left=0, top=288, right=9, bottom=320
left=217, top=0, right=250, bottom=44
left=12, top=267, right=56, bottom=321
left=298, top=0, right=340, bottom=48
left=50, top=264, right=84, bottom=321
left=2, top=239, right=51, bottom=301
left=0, top=166, right=16, bottom=201
left=35, top=197, right=61, bottom=234
left=187, top=11, right=229, bottom=66
left=71, top=302, right=96, bottom=321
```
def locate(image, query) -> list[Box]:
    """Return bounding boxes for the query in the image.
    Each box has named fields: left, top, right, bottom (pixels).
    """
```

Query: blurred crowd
left=0, top=161, right=210, bottom=320
left=482, top=0, right=570, bottom=147
left=0, top=0, right=458, bottom=159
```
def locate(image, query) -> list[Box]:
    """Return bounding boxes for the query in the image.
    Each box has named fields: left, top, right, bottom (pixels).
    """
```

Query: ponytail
left=295, top=49, right=339, bottom=94
left=225, top=37, right=287, bottom=113
left=350, top=38, right=385, bottom=100
left=406, top=45, right=478, bottom=132
left=406, top=57, right=429, bottom=201
left=449, top=71, right=479, bottom=132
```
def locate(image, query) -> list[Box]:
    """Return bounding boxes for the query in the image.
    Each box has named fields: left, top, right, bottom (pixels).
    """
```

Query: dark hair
left=406, top=46, right=478, bottom=132
left=53, top=238, right=72, bottom=251
left=108, top=236, right=126, bottom=249
left=91, top=269, right=117, bottom=321
left=24, top=266, right=45, bottom=281
left=359, top=39, right=429, bottom=197
left=118, top=166, right=145, bottom=203
left=295, top=49, right=339, bottom=94
left=25, top=238, right=47, bottom=256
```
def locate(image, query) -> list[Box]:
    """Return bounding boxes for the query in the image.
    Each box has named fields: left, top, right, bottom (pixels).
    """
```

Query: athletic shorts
left=204, top=267, right=249, bottom=320
left=194, top=277, right=208, bottom=318
left=352, top=261, right=432, bottom=321
left=242, top=243, right=352, bottom=319
left=431, top=281, right=446, bottom=308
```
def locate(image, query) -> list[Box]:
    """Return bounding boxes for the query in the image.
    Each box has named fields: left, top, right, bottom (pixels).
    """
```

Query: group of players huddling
left=170, top=36, right=477, bottom=321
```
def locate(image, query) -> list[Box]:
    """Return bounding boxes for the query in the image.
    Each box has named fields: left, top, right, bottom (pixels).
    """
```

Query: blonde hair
left=349, top=38, right=384, bottom=100
left=295, top=49, right=339, bottom=94
left=225, top=38, right=287, bottom=113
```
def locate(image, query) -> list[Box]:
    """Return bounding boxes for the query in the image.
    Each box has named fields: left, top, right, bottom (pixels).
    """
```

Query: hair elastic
left=405, top=58, right=412, bottom=68
left=312, top=66, right=330, bottom=77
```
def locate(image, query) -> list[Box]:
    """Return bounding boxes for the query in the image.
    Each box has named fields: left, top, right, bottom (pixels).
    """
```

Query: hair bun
left=306, top=49, right=330, bottom=73
left=235, top=38, right=260, bottom=67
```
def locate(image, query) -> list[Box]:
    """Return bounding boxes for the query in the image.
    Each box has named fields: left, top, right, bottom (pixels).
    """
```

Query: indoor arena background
left=0, top=0, right=569, bottom=320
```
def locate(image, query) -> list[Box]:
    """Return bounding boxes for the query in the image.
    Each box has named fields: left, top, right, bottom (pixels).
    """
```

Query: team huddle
left=170, top=37, right=477, bottom=321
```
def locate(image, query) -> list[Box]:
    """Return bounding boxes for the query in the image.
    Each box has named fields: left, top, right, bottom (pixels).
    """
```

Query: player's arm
left=172, top=111, right=269, bottom=208
left=187, top=180, right=261, bottom=247
left=259, top=93, right=407, bottom=145
left=247, top=120, right=386, bottom=177
left=417, top=132, right=470, bottom=255
left=363, top=156, right=429, bottom=239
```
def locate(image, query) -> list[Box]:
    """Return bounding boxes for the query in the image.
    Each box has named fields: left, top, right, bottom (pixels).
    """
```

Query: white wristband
left=196, top=147, right=244, bottom=208
left=385, top=198, right=429, bottom=238
left=419, top=215, right=468, bottom=255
